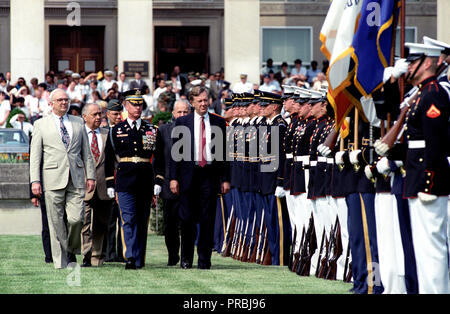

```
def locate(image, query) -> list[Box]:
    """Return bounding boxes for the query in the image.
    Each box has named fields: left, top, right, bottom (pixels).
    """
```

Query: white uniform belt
left=317, top=156, right=327, bottom=162
left=310, top=161, right=317, bottom=167
left=286, top=153, right=293, bottom=159
left=294, top=155, right=309, bottom=163
left=447, top=157, right=450, bottom=165
left=327, top=158, right=334, bottom=164
left=408, top=140, right=426, bottom=149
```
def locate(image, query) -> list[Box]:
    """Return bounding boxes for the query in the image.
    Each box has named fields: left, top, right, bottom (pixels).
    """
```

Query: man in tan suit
left=30, top=88, right=96, bottom=269
left=80, top=103, right=114, bottom=267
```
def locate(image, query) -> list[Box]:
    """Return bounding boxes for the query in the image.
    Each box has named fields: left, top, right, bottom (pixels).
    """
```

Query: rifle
left=322, top=127, right=338, bottom=152
left=221, top=205, right=235, bottom=255
left=315, top=228, right=327, bottom=278
left=245, top=211, right=257, bottom=262
left=255, top=210, right=265, bottom=264
left=239, top=217, right=250, bottom=261
left=230, top=218, right=241, bottom=258
left=288, top=226, right=297, bottom=271
left=297, top=213, right=316, bottom=276
left=326, top=217, right=343, bottom=280
left=262, top=232, right=272, bottom=266
left=343, top=244, right=352, bottom=282
left=379, top=87, right=420, bottom=151
left=292, top=226, right=305, bottom=273
left=222, top=216, right=236, bottom=257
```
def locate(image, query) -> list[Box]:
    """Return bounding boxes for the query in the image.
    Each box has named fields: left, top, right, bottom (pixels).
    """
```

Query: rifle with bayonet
left=221, top=205, right=235, bottom=256
left=288, top=226, right=297, bottom=271
left=343, top=244, right=352, bottom=282
left=326, top=217, right=343, bottom=280
left=318, top=228, right=332, bottom=279
left=230, top=218, right=241, bottom=258
left=258, top=226, right=268, bottom=264
left=254, top=210, right=265, bottom=264
left=262, top=232, right=272, bottom=266
left=239, top=217, right=250, bottom=261
left=292, top=225, right=305, bottom=273
left=244, top=212, right=257, bottom=262
left=297, top=213, right=316, bottom=276
left=315, top=228, right=327, bottom=278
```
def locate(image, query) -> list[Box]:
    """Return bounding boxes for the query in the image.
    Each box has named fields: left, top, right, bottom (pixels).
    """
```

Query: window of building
left=261, top=27, right=312, bottom=70
left=396, top=27, right=417, bottom=57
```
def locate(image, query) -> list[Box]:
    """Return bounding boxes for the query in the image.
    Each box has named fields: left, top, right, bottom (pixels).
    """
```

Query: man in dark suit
left=128, top=72, right=146, bottom=91
left=169, top=86, right=230, bottom=269
left=153, top=99, right=190, bottom=266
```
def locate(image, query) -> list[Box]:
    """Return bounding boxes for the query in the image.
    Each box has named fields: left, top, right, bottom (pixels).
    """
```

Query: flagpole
left=399, top=0, right=406, bottom=101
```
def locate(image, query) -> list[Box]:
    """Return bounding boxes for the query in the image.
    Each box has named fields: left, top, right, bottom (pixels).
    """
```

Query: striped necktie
left=90, top=130, right=100, bottom=162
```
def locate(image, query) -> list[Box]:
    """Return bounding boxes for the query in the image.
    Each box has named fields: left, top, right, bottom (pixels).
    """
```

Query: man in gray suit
left=80, top=103, right=114, bottom=267
left=30, top=88, right=96, bottom=269
left=153, top=99, right=190, bottom=266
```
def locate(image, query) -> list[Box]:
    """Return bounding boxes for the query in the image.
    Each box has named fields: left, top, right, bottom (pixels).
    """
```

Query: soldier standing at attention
left=105, top=89, right=164, bottom=270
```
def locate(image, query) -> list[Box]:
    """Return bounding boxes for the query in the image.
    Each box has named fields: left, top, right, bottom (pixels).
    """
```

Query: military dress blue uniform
left=105, top=90, right=164, bottom=269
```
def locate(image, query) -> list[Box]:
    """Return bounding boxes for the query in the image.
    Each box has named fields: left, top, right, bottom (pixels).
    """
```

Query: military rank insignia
left=426, top=104, right=441, bottom=118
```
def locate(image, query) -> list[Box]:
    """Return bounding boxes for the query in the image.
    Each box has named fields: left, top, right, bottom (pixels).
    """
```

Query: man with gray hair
left=80, top=103, right=114, bottom=267
left=30, top=88, right=96, bottom=269
left=153, top=99, right=190, bottom=266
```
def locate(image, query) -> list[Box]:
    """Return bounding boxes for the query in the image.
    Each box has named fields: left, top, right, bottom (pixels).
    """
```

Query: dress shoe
left=198, top=263, right=211, bottom=270
left=67, top=253, right=77, bottom=264
left=45, top=257, right=53, bottom=264
left=168, top=256, right=180, bottom=266
left=181, top=260, right=192, bottom=269
left=125, top=258, right=137, bottom=270
left=81, top=256, right=92, bottom=267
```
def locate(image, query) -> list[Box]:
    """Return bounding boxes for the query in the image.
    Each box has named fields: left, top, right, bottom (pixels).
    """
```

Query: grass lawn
left=0, top=234, right=352, bottom=294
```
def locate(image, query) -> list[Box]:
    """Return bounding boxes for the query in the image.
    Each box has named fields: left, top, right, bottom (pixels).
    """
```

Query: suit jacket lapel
left=67, top=115, right=77, bottom=151
left=98, top=128, right=108, bottom=166
left=188, top=113, right=195, bottom=161
left=48, top=115, right=67, bottom=151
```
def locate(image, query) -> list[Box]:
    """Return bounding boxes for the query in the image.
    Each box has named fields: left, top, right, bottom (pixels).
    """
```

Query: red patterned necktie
left=90, top=130, right=100, bottom=162
left=199, top=116, right=206, bottom=167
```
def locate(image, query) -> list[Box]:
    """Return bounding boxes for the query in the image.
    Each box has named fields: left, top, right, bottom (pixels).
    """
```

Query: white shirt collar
left=194, top=111, right=209, bottom=120
left=53, top=112, right=68, bottom=121
left=85, top=124, right=99, bottom=134
left=127, top=117, right=142, bottom=129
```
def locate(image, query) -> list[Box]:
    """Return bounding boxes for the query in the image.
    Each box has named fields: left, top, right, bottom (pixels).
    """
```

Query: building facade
left=0, top=0, right=444, bottom=87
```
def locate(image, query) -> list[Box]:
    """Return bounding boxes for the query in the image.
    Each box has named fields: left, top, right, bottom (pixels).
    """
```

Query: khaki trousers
left=81, top=193, right=113, bottom=266
left=45, top=179, right=85, bottom=269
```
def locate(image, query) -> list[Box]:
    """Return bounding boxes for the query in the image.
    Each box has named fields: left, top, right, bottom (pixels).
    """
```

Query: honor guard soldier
left=105, top=89, right=164, bottom=269
left=388, top=43, right=450, bottom=293
left=259, top=91, right=291, bottom=266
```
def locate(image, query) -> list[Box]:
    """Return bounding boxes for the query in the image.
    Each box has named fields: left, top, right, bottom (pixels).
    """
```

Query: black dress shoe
left=67, top=253, right=77, bottom=264
left=45, top=257, right=53, bottom=264
left=81, top=256, right=92, bottom=267
left=168, top=256, right=180, bottom=266
left=198, top=263, right=211, bottom=270
left=125, top=258, right=137, bottom=270
left=181, top=260, right=192, bottom=269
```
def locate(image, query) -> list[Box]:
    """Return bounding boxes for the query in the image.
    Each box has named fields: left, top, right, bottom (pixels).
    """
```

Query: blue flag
left=352, top=0, right=400, bottom=96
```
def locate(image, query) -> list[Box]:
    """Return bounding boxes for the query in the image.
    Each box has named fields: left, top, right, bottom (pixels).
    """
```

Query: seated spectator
left=275, top=62, right=290, bottom=84
left=259, top=74, right=278, bottom=93
left=29, top=78, right=39, bottom=96
left=37, top=83, right=50, bottom=102
left=8, top=110, right=33, bottom=138
left=291, top=59, right=307, bottom=77
left=158, top=81, right=176, bottom=111
left=16, top=86, right=33, bottom=119
left=67, top=81, right=83, bottom=107
left=29, top=89, right=50, bottom=122
left=306, top=60, right=321, bottom=83
left=268, top=70, right=281, bottom=93
left=44, top=73, right=57, bottom=92
left=312, top=72, right=327, bottom=90
left=261, top=58, right=275, bottom=78
left=153, top=79, right=167, bottom=111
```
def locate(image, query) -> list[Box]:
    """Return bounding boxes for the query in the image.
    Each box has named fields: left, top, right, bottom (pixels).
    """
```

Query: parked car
left=0, top=128, right=30, bottom=162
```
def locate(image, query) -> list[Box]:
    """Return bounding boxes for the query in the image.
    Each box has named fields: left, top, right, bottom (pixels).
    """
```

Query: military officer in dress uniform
left=387, top=43, right=450, bottom=293
left=104, top=89, right=164, bottom=269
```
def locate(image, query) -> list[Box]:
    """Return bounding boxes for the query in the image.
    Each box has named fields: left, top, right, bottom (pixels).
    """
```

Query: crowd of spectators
left=0, top=58, right=329, bottom=137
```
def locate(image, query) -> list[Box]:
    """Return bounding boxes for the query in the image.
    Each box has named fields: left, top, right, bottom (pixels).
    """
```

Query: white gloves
left=392, top=58, right=409, bottom=79
left=317, top=144, right=332, bottom=157
left=107, top=188, right=115, bottom=199
left=376, top=157, right=391, bottom=175
left=154, top=184, right=162, bottom=196
left=374, top=139, right=389, bottom=157
left=349, top=150, right=361, bottom=165
left=364, top=165, right=374, bottom=180
left=383, top=66, right=394, bottom=83
left=394, top=160, right=403, bottom=168
left=275, top=186, right=286, bottom=198
left=418, top=192, right=437, bottom=203
left=335, top=151, right=345, bottom=166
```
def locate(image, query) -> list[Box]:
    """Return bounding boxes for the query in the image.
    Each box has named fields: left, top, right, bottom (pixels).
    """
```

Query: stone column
left=117, top=0, right=153, bottom=87
left=10, top=0, right=45, bottom=82
left=437, top=0, right=450, bottom=43
left=224, top=0, right=260, bottom=88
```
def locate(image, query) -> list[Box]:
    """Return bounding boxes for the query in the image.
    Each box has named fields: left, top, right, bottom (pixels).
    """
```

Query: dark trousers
left=103, top=200, right=124, bottom=262
left=39, top=193, right=52, bottom=263
left=162, top=198, right=181, bottom=261
left=346, top=193, right=384, bottom=294
left=116, top=192, right=151, bottom=268
left=179, top=166, right=218, bottom=268
left=395, top=194, right=419, bottom=294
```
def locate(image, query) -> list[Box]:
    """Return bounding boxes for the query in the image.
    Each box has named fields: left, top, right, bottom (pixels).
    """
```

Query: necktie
left=132, top=120, right=137, bottom=132
left=199, top=116, right=206, bottom=167
left=60, top=116, right=70, bottom=150
left=90, top=130, right=100, bottom=162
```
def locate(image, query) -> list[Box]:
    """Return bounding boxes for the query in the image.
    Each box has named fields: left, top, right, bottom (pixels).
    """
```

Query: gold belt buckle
left=131, top=156, right=139, bottom=163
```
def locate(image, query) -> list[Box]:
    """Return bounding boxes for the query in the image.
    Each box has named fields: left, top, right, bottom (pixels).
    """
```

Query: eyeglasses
left=55, top=98, right=69, bottom=103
